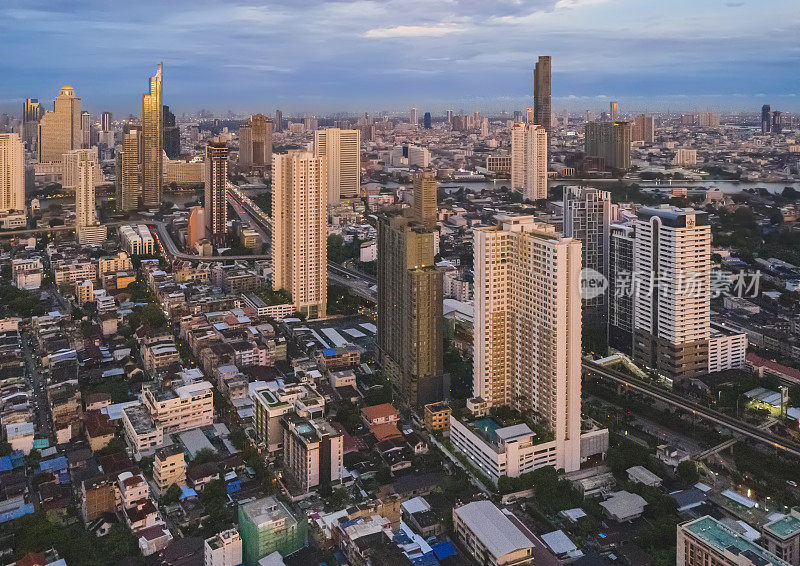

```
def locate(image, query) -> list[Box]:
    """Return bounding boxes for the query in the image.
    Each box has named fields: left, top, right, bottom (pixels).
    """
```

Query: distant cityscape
left=0, top=28, right=799, bottom=566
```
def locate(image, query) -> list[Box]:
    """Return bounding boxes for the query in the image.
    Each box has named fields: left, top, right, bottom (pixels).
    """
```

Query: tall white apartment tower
left=410, top=107, right=418, bottom=127
left=314, top=128, right=361, bottom=204
left=632, top=205, right=711, bottom=381
left=473, top=215, right=582, bottom=471
left=0, top=134, right=25, bottom=213
left=69, top=148, right=107, bottom=245
left=563, top=186, right=615, bottom=328
left=272, top=151, right=328, bottom=319
left=510, top=123, right=548, bottom=201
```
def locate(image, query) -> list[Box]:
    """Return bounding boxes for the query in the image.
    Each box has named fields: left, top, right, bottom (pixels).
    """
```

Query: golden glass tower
left=141, top=63, right=163, bottom=207
left=38, top=85, right=81, bottom=164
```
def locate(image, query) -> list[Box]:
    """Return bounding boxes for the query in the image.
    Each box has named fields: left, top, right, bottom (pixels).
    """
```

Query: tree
left=676, top=460, right=700, bottom=487
left=162, top=483, right=182, bottom=505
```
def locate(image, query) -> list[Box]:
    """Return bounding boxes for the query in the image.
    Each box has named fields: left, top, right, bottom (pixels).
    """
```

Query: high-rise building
left=116, top=127, right=141, bottom=212
left=378, top=171, right=443, bottom=408
left=423, top=112, right=432, bottom=129
left=101, top=111, right=112, bottom=133
left=510, top=122, right=548, bottom=201
left=410, top=107, right=418, bottom=126
left=772, top=110, right=783, bottom=134
left=632, top=114, right=655, bottom=143
left=608, top=223, right=635, bottom=354
left=38, top=85, right=81, bottom=164
left=473, top=215, right=582, bottom=472
left=187, top=206, right=205, bottom=249
left=0, top=134, right=25, bottom=213
left=142, top=63, right=163, bottom=207
left=633, top=205, right=711, bottom=381
left=274, top=109, right=283, bottom=133
left=272, top=151, right=327, bottom=319
left=80, top=111, right=90, bottom=148
left=239, top=113, right=273, bottom=171
left=204, top=140, right=229, bottom=245
left=563, top=186, right=613, bottom=329
left=761, top=104, right=772, bottom=135
left=585, top=121, right=631, bottom=171
left=163, top=105, right=180, bottom=159
left=609, top=101, right=619, bottom=121
left=69, top=149, right=107, bottom=245
left=314, top=128, right=360, bottom=204
left=446, top=110, right=453, bottom=124
left=22, top=99, right=43, bottom=149
left=533, top=55, right=552, bottom=164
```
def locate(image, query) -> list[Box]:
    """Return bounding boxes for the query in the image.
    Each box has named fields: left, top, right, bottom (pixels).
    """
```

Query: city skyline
left=1, top=0, right=798, bottom=115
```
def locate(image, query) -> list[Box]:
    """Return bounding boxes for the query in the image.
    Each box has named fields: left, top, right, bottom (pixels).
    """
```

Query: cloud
left=554, top=0, right=610, bottom=8
left=363, top=24, right=465, bottom=38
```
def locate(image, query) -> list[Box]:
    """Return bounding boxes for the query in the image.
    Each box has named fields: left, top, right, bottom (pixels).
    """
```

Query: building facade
left=510, top=122, right=547, bottom=201
left=314, top=128, right=361, bottom=203
left=38, top=85, right=82, bottom=164
left=585, top=121, right=631, bottom=171
left=141, top=64, right=163, bottom=207
left=0, top=134, right=25, bottom=214
left=272, top=151, right=327, bottom=319
left=204, top=140, right=229, bottom=245
left=533, top=55, right=551, bottom=165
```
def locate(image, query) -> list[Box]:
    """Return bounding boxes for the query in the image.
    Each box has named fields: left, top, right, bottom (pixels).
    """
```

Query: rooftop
left=454, top=500, right=533, bottom=560
left=240, top=496, right=297, bottom=529
left=764, top=510, right=800, bottom=541
left=683, top=516, right=790, bottom=566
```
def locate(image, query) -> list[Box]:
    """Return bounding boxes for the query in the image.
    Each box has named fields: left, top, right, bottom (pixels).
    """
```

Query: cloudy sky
left=1, top=0, right=798, bottom=116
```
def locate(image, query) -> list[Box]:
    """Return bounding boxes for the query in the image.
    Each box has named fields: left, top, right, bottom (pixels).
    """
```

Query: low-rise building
left=453, top=500, right=535, bottom=566
left=238, top=496, right=307, bottom=566
left=423, top=402, right=451, bottom=432
left=281, top=414, right=343, bottom=494
left=761, top=508, right=800, bottom=566
left=204, top=528, right=243, bottom=566
left=153, top=445, right=186, bottom=494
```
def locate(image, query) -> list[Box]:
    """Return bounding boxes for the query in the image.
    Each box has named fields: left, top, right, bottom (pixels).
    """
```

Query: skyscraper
left=272, top=151, right=327, bottom=319
left=608, top=223, right=635, bottom=354
left=609, top=101, right=619, bottom=121
left=423, top=112, right=432, bottom=129
left=101, top=111, right=112, bottom=133
left=772, top=110, right=783, bottom=134
left=510, top=122, right=548, bottom=201
left=410, top=107, right=418, bottom=127
left=274, top=109, right=283, bottom=133
left=632, top=205, right=711, bottom=381
left=563, top=186, right=613, bottom=330
left=69, top=149, right=106, bottom=245
left=314, top=128, right=360, bottom=204
left=446, top=110, right=453, bottom=124
left=239, top=114, right=273, bottom=171
left=141, top=63, right=163, bottom=208
left=585, top=121, right=631, bottom=171
left=163, top=105, right=180, bottom=159
left=116, top=127, right=141, bottom=212
left=0, top=134, right=25, bottom=214
left=22, top=99, right=43, bottom=149
left=761, top=104, right=772, bottom=135
left=80, top=111, right=91, bottom=148
left=632, top=114, right=655, bottom=143
left=187, top=206, right=205, bottom=249
left=473, top=216, right=582, bottom=472
left=378, top=171, right=443, bottom=408
left=204, top=139, right=229, bottom=245
left=533, top=55, right=551, bottom=165
left=38, top=85, right=81, bottom=164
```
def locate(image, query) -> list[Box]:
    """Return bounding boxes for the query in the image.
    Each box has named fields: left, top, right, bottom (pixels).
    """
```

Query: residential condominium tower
left=510, top=122, right=548, bottom=201
left=272, top=151, right=328, bottom=319
left=585, top=121, right=631, bottom=171
left=141, top=63, right=163, bottom=207
left=69, top=149, right=107, bottom=245
left=314, top=128, right=361, bottom=204
left=116, top=126, right=141, bottom=212
left=0, top=134, right=25, bottom=213
left=378, top=171, right=444, bottom=408
left=632, top=205, right=711, bottom=381
left=563, top=186, right=614, bottom=329
left=204, top=139, right=229, bottom=245
left=472, top=215, right=582, bottom=472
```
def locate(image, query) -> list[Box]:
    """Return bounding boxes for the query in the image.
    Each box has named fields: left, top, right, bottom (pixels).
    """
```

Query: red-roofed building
left=361, top=403, right=399, bottom=427
left=747, top=352, right=800, bottom=386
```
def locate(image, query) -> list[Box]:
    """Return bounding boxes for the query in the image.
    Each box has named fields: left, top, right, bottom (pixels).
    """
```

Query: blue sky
left=1, top=0, right=798, bottom=116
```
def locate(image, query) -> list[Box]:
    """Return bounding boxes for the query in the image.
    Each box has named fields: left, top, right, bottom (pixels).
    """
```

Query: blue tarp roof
left=411, top=552, right=440, bottom=566
left=431, top=542, right=456, bottom=560
left=0, top=503, right=34, bottom=523
left=180, top=486, right=197, bottom=500
left=40, top=456, right=68, bottom=472
left=322, top=348, right=337, bottom=356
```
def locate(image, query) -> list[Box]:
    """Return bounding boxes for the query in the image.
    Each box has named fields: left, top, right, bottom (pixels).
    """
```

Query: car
left=788, top=480, right=798, bottom=488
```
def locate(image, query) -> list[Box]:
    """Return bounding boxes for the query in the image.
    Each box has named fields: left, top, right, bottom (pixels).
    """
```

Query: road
left=22, top=330, right=52, bottom=441
left=583, top=358, right=800, bottom=459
